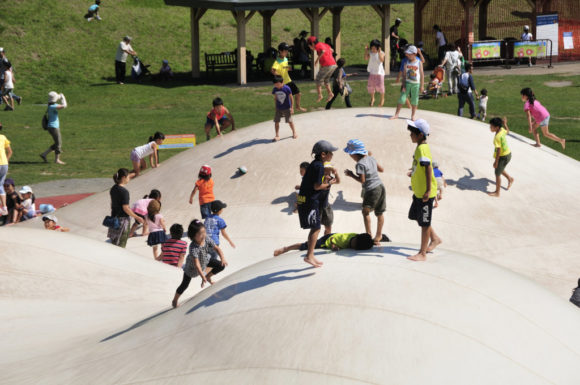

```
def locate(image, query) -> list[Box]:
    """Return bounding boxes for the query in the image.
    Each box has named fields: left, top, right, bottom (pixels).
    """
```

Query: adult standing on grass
left=0, top=48, right=22, bottom=106
left=1, top=62, right=15, bottom=111
left=115, top=36, right=136, bottom=85
left=389, top=18, right=402, bottom=70
left=108, top=168, right=143, bottom=248
left=433, top=25, right=447, bottom=64
left=440, top=44, right=462, bottom=95
left=0, top=123, right=13, bottom=216
left=307, top=36, right=337, bottom=103
left=40, top=91, right=67, bottom=165
left=457, top=63, right=478, bottom=119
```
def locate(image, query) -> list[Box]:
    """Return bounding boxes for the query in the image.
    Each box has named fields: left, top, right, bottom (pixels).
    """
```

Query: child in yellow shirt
left=488, top=117, right=514, bottom=197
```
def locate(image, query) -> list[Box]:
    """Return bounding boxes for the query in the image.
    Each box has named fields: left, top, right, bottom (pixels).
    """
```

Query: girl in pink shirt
left=146, top=199, right=167, bottom=260
left=521, top=88, right=565, bottom=149
left=129, top=189, right=161, bottom=238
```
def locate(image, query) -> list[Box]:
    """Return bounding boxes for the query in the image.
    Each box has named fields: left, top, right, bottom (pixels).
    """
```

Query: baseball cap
left=42, top=214, right=57, bottom=222
left=405, top=45, right=418, bottom=55
left=19, top=185, right=33, bottom=194
left=343, top=139, right=368, bottom=155
left=124, top=35, right=132, bottom=41
left=312, top=140, right=338, bottom=155
left=162, top=59, right=169, bottom=64
left=307, top=36, right=317, bottom=44
left=3, top=178, right=14, bottom=187
left=407, top=119, right=430, bottom=136
left=396, top=18, right=402, bottom=23
left=0, top=47, right=4, bottom=53
left=199, top=164, right=212, bottom=176
left=278, top=42, right=290, bottom=51
left=433, top=161, right=439, bottom=168
left=524, top=25, right=529, bottom=31
left=211, top=200, right=227, bottom=213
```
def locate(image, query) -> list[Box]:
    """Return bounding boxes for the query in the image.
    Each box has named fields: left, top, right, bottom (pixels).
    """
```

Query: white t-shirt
left=3, top=70, right=13, bottom=89
left=133, top=142, right=154, bottom=159
left=479, top=95, right=488, bottom=109
left=521, top=32, right=533, bottom=41
left=115, top=41, right=133, bottom=62
left=444, top=51, right=460, bottom=69
left=436, top=31, right=446, bottom=47
left=367, top=51, right=385, bottom=75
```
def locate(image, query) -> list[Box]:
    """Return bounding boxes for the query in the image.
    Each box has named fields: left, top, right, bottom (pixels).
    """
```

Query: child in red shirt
left=204, top=97, right=235, bottom=141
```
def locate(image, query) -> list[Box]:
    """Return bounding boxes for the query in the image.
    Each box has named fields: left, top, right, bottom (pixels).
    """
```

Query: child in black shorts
left=297, top=140, right=338, bottom=267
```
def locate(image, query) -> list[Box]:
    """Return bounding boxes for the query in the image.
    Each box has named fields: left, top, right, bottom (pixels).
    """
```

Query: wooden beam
left=319, top=7, right=330, bottom=19
left=260, top=10, right=276, bottom=53
left=414, top=0, right=429, bottom=48
left=300, top=8, right=313, bottom=23
left=331, top=7, right=343, bottom=59
left=478, top=0, right=491, bottom=39
left=371, top=5, right=390, bottom=75
left=190, top=8, right=207, bottom=78
left=462, top=0, right=475, bottom=61
left=233, top=10, right=248, bottom=85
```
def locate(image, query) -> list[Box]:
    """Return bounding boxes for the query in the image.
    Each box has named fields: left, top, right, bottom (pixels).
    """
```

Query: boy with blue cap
left=344, top=139, right=386, bottom=245
left=406, top=119, right=442, bottom=261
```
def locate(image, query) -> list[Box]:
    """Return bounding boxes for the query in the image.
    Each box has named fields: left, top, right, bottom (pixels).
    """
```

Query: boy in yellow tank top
left=406, top=119, right=442, bottom=261
left=488, top=117, right=514, bottom=197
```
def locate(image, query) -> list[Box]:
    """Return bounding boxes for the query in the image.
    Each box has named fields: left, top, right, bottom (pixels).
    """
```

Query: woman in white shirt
left=1, top=62, right=14, bottom=111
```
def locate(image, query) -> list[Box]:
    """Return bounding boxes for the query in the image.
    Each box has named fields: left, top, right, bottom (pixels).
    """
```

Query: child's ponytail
left=147, top=199, right=161, bottom=222
left=113, top=168, right=129, bottom=184
left=148, top=189, right=161, bottom=200
left=149, top=132, right=165, bottom=142
left=520, top=87, right=535, bottom=105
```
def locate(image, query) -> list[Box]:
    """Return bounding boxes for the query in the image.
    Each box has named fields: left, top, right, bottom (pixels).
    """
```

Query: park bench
left=205, top=51, right=255, bottom=76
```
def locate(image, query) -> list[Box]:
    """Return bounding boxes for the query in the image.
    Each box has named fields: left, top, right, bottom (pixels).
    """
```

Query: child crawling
left=274, top=232, right=374, bottom=256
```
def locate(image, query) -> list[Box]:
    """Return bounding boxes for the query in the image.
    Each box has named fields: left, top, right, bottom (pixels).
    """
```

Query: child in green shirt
left=273, top=232, right=374, bottom=257
left=407, top=119, right=442, bottom=261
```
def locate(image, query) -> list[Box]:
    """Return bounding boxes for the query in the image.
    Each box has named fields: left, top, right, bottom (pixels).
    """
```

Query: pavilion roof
left=164, top=0, right=412, bottom=11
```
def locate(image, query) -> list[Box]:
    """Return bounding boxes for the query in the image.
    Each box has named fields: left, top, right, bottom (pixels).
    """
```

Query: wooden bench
left=205, top=51, right=256, bottom=76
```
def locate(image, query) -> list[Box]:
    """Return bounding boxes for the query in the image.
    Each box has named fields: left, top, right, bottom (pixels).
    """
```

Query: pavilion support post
left=478, top=0, right=491, bottom=40
left=233, top=10, right=255, bottom=85
left=414, top=0, right=429, bottom=53
left=300, top=7, right=329, bottom=79
left=372, top=4, right=391, bottom=75
left=190, top=8, right=207, bottom=78
left=260, top=10, right=276, bottom=53
left=331, top=7, right=343, bottom=59
left=461, top=0, right=476, bottom=61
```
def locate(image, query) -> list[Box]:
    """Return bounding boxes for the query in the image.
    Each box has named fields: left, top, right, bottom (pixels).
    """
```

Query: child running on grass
left=172, top=219, right=228, bottom=308
left=274, top=232, right=374, bottom=256
left=204, top=97, right=235, bottom=141
left=189, top=164, right=214, bottom=219
left=364, top=39, right=386, bottom=107
left=390, top=45, right=423, bottom=121
left=487, top=117, right=514, bottom=197
left=272, top=75, right=297, bottom=141
left=297, top=140, right=339, bottom=267
left=159, top=223, right=188, bottom=268
left=146, top=200, right=167, bottom=260
left=407, top=119, right=442, bottom=261
left=130, top=132, right=164, bottom=178
left=344, top=139, right=386, bottom=245
left=520, top=87, right=565, bottom=149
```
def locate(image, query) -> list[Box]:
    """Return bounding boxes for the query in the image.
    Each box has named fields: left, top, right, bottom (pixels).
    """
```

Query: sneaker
left=4, top=106, right=13, bottom=111
left=96, top=15, right=102, bottom=20
left=0, top=207, right=7, bottom=216
left=40, top=153, right=47, bottom=162
left=16, top=97, right=22, bottom=105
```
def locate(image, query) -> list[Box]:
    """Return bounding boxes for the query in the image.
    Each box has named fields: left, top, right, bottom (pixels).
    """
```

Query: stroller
left=421, top=66, right=445, bottom=99
left=131, top=57, right=151, bottom=82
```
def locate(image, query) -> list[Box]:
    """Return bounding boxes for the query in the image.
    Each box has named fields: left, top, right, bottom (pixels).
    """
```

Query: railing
left=468, top=39, right=553, bottom=68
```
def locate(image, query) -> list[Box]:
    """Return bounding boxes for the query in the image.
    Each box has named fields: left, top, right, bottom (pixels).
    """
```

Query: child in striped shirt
left=158, top=223, right=188, bottom=268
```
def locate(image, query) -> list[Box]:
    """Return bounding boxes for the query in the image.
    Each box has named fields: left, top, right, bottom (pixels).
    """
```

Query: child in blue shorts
left=205, top=97, right=235, bottom=141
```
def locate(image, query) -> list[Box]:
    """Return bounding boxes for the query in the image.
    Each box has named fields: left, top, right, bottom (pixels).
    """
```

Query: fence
left=468, top=39, right=553, bottom=67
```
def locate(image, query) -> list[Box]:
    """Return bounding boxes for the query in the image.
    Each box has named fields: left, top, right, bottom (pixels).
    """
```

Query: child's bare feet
left=272, top=136, right=280, bottom=142
left=561, top=139, right=566, bottom=150
left=326, top=93, right=334, bottom=102
left=273, top=247, right=286, bottom=257
left=172, top=298, right=178, bottom=308
left=408, top=253, right=426, bottom=261
left=316, top=95, right=323, bottom=102
left=373, top=237, right=381, bottom=245
left=389, top=115, right=399, bottom=120
left=487, top=191, right=500, bottom=197
left=298, top=107, right=307, bottom=112
left=427, top=237, right=442, bottom=252
left=370, top=99, right=375, bottom=107
left=507, top=177, right=514, bottom=190
left=293, top=134, right=298, bottom=139
left=304, top=255, right=323, bottom=267
left=533, top=143, right=541, bottom=148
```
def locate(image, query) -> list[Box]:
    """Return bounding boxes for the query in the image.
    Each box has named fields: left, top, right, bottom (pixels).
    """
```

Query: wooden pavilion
left=164, top=0, right=413, bottom=84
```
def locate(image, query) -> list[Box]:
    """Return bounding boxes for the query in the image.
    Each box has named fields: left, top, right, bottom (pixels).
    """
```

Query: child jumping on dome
left=205, top=97, right=235, bottom=141
left=130, top=132, right=164, bottom=178
left=406, top=119, right=442, bottom=261
left=274, top=232, right=374, bottom=256
left=520, top=87, right=565, bottom=149
left=487, top=117, right=514, bottom=197
left=172, top=219, right=228, bottom=308
left=344, top=139, right=386, bottom=245
left=189, top=164, right=214, bottom=219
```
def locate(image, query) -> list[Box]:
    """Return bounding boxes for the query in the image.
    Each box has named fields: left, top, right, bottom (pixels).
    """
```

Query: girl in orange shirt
left=189, top=164, right=215, bottom=218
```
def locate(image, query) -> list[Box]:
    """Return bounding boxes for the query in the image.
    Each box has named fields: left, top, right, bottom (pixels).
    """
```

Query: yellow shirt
left=411, top=143, right=437, bottom=199
left=0, top=135, right=11, bottom=166
left=271, top=57, right=292, bottom=84
left=493, top=128, right=511, bottom=157
left=322, top=233, right=357, bottom=249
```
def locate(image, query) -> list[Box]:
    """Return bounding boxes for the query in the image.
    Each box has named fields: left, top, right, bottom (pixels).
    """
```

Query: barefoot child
left=271, top=42, right=307, bottom=112
left=344, top=139, right=386, bottom=245
left=204, top=200, right=236, bottom=252
left=272, top=75, right=297, bottom=141
left=406, top=119, right=442, bottom=261
left=189, top=165, right=214, bottom=219
left=274, top=232, right=374, bottom=256
left=294, top=161, right=310, bottom=213
left=487, top=117, right=514, bottom=197
left=172, top=219, right=228, bottom=308
left=520, top=87, right=565, bottom=149
left=146, top=200, right=167, bottom=260
left=297, top=140, right=339, bottom=267
left=129, top=189, right=161, bottom=237
left=204, top=97, right=235, bottom=141
left=159, top=223, right=188, bottom=268
left=307, top=36, right=337, bottom=103
left=130, top=132, right=165, bottom=177
left=390, top=45, right=423, bottom=121
left=365, top=39, right=386, bottom=107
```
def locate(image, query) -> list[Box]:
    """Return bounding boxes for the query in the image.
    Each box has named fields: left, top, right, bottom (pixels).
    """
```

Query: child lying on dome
left=273, top=232, right=374, bottom=257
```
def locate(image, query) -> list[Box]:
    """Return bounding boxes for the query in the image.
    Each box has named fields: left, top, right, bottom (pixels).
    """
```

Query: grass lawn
left=0, top=0, right=578, bottom=185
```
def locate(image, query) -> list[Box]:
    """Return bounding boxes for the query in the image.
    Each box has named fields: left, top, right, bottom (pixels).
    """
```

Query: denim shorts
left=539, top=116, right=550, bottom=127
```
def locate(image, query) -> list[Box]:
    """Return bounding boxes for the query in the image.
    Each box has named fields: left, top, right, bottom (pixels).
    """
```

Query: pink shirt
left=146, top=213, right=164, bottom=232
left=132, top=198, right=152, bottom=216
left=524, top=100, right=549, bottom=122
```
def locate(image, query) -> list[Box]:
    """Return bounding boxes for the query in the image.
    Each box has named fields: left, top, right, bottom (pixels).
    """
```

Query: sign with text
left=537, top=13, right=558, bottom=56
left=472, top=42, right=501, bottom=59
left=158, top=134, right=196, bottom=149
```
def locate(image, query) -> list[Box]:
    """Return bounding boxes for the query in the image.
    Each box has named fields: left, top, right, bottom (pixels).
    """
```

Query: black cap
left=211, top=200, right=227, bottom=213
left=312, top=140, right=338, bottom=155
left=278, top=42, right=290, bottom=51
